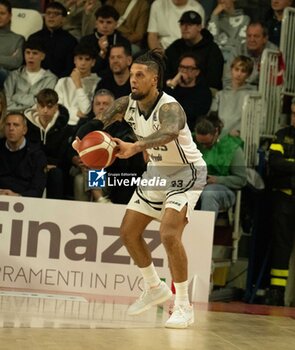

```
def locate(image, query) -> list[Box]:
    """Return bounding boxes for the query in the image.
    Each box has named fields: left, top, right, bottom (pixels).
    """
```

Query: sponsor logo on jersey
left=166, top=200, right=182, bottom=207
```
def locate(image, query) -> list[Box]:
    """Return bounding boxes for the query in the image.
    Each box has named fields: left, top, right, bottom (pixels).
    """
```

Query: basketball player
left=100, top=50, right=207, bottom=328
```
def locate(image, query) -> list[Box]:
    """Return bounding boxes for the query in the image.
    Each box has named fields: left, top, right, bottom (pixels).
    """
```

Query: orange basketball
left=77, top=131, right=118, bottom=169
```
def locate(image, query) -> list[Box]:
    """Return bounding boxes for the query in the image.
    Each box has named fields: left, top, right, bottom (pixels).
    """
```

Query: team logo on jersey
left=126, top=107, right=136, bottom=130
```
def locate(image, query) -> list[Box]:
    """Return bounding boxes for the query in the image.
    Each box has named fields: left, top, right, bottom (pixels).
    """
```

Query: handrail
left=280, top=7, right=295, bottom=97
left=259, top=49, right=282, bottom=136
left=240, top=93, right=262, bottom=168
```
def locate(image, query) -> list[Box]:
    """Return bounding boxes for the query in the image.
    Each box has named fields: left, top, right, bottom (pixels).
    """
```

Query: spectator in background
left=72, top=88, right=146, bottom=204
left=195, top=112, right=247, bottom=220
left=264, top=0, right=294, bottom=47
left=95, top=43, right=132, bottom=98
left=70, top=88, right=115, bottom=202
left=211, top=55, right=256, bottom=136
left=265, top=99, right=295, bottom=306
left=207, top=0, right=250, bottom=62
left=223, top=21, right=278, bottom=87
left=59, top=0, right=102, bottom=40
left=165, top=53, right=212, bottom=133
left=29, top=1, right=78, bottom=78
left=0, top=0, right=25, bottom=88
left=24, top=89, right=72, bottom=199
left=0, top=89, right=7, bottom=137
left=80, top=5, right=131, bottom=74
left=0, top=112, right=47, bottom=197
left=9, top=0, right=42, bottom=11
left=83, top=0, right=151, bottom=54
left=165, top=11, right=224, bottom=91
left=199, top=0, right=217, bottom=21
left=4, top=39, right=57, bottom=112
left=55, top=43, right=100, bottom=128
left=147, top=0, right=205, bottom=53
left=83, top=88, right=115, bottom=123
left=81, top=0, right=104, bottom=36
left=106, top=0, right=151, bottom=54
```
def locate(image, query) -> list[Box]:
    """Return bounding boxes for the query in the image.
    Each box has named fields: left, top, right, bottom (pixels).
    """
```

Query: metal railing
left=259, top=49, right=282, bottom=136
left=240, top=93, right=262, bottom=167
left=280, top=7, right=295, bottom=97
left=226, top=7, right=295, bottom=264
left=228, top=93, right=262, bottom=264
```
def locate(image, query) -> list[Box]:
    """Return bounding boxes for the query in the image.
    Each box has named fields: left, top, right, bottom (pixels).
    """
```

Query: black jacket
left=165, top=29, right=224, bottom=90
left=269, top=126, right=295, bottom=192
left=29, top=27, right=78, bottom=78
left=95, top=70, right=131, bottom=99
left=165, top=75, right=212, bottom=132
left=80, top=30, right=131, bottom=75
left=264, top=9, right=282, bottom=47
left=0, top=138, right=47, bottom=197
left=25, top=104, right=73, bottom=169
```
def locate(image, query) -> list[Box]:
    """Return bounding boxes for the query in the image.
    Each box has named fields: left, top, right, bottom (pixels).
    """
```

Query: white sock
left=174, top=280, right=190, bottom=307
left=139, top=263, right=161, bottom=289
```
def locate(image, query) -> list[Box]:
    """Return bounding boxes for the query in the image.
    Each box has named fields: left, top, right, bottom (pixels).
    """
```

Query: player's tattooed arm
left=135, top=102, right=186, bottom=151
left=101, top=96, right=129, bottom=128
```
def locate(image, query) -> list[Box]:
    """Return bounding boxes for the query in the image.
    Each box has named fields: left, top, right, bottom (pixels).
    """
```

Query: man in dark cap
left=147, top=0, right=205, bottom=52
left=165, top=10, right=224, bottom=91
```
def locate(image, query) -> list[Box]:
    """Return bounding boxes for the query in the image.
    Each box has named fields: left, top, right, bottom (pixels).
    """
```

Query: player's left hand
left=112, top=138, right=140, bottom=159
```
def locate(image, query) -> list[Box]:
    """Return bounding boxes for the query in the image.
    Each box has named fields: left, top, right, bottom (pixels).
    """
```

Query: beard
left=131, top=91, right=148, bottom=100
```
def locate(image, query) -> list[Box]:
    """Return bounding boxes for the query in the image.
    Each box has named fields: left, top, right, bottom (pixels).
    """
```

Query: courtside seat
left=11, top=8, right=43, bottom=39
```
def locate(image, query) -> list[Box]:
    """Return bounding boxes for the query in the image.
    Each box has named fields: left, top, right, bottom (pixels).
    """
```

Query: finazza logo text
left=0, top=201, right=164, bottom=266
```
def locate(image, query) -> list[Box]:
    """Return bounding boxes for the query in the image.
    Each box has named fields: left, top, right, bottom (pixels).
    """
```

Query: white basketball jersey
left=124, top=92, right=204, bottom=165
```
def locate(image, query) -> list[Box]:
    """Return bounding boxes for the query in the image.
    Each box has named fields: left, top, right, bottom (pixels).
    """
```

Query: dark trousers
left=271, top=191, right=295, bottom=269
left=46, top=167, right=65, bottom=199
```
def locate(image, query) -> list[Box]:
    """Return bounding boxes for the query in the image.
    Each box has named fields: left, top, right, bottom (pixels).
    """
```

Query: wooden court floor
left=0, top=289, right=294, bottom=350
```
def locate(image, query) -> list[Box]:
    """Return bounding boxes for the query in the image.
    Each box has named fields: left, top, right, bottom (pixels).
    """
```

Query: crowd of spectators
left=0, top=0, right=293, bottom=198
left=0, top=0, right=295, bottom=305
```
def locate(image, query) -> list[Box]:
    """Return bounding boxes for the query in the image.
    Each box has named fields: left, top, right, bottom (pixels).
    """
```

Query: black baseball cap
left=179, top=11, right=202, bottom=25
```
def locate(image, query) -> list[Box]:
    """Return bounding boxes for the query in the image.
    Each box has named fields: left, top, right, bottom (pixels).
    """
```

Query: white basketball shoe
left=127, top=281, right=172, bottom=316
left=165, top=304, right=194, bottom=328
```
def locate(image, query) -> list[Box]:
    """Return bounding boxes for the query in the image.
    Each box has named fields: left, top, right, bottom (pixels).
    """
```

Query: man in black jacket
left=165, top=52, right=212, bottom=133
left=95, top=43, right=132, bottom=99
left=28, top=1, right=78, bottom=78
left=0, top=112, right=46, bottom=197
left=165, top=10, right=224, bottom=91
left=265, top=99, right=295, bottom=306
left=24, top=88, right=73, bottom=199
left=80, top=5, right=131, bottom=75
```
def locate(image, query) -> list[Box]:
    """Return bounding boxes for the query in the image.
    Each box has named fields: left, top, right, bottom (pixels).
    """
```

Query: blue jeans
left=200, top=183, right=236, bottom=221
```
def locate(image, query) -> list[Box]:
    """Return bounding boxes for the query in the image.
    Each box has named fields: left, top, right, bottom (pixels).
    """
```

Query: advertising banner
left=0, top=197, right=214, bottom=302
